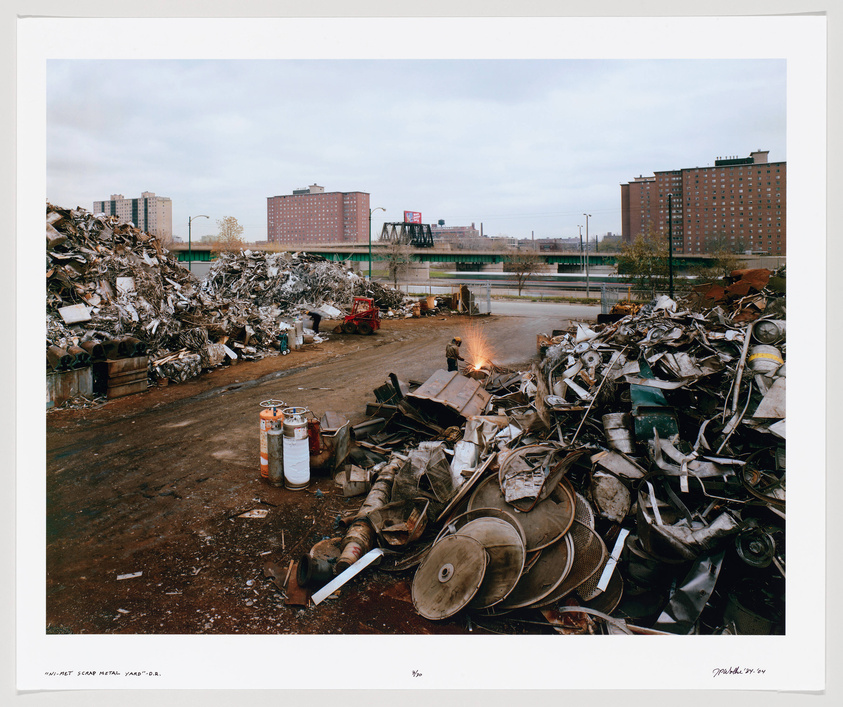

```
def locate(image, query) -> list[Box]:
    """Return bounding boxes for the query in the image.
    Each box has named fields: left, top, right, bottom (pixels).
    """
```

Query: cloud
left=47, top=58, right=785, bottom=240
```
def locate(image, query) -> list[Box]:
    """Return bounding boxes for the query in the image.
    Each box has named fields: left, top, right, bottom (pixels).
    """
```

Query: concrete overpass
left=167, top=241, right=785, bottom=273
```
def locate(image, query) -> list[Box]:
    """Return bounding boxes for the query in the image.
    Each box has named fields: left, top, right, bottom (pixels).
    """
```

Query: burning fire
left=462, top=323, right=496, bottom=372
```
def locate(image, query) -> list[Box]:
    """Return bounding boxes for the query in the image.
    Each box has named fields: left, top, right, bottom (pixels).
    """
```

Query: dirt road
left=46, top=310, right=581, bottom=635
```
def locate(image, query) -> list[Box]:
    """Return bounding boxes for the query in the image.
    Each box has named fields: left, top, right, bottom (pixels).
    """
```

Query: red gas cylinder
left=259, top=400, right=285, bottom=480
left=307, top=418, right=322, bottom=454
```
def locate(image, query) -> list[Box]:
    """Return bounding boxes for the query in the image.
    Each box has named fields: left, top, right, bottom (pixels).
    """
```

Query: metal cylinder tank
left=266, top=427, right=285, bottom=487
left=259, top=400, right=285, bottom=480
left=283, top=407, right=310, bottom=490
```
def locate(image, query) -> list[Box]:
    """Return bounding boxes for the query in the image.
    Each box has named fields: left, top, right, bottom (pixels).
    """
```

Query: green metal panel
left=177, top=251, right=215, bottom=262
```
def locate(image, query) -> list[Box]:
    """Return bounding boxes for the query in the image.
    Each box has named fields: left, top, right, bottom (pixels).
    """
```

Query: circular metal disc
left=379, top=540, right=434, bottom=573
left=434, top=507, right=527, bottom=548
left=468, top=475, right=576, bottom=552
left=531, top=521, right=608, bottom=609
left=574, top=492, right=596, bottom=528
left=582, top=570, right=624, bottom=615
left=497, top=533, right=575, bottom=610
left=449, top=514, right=526, bottom=609
left=412, top=535, right=488, bottom=620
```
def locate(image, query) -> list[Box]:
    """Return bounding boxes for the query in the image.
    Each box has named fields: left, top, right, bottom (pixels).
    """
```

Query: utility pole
left=578, top=225, right=583, bottom=273
left=368, top=206, right=386, bottom=280
left=583, top=213, right=592, bottom=299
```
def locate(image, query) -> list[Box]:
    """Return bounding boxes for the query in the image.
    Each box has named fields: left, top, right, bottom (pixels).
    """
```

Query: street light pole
left=368, top=206, right=385, bottom=280
left=578, top=225, right=583, bottom=273
left=188, top=214, right=209, bottom=272
left=667, top=194, right=674, bottom=299
left=583, top=213, right=592, bottom=299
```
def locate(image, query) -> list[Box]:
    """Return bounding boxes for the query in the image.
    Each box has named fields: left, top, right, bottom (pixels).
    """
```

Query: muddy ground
left=46, top=310, right=587, bottom=636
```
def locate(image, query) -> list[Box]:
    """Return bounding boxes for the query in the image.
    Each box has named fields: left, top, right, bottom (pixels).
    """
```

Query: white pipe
left=310, top=548, right=385, bottom=606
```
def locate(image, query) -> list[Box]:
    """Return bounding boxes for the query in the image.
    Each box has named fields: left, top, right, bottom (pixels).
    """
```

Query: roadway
left=489, top=299, right=601, bottom=320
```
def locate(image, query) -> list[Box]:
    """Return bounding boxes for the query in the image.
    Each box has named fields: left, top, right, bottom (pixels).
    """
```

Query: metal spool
left=434, top=508, right=527, bottom=609
left=580, top=350, right=602, bottom=369
left=411, top=534, right=488, bottom=621
left=752, top=319, right=786, bottom=345
left=747, top=345, right=783, bottom=375
left=468, top=475, right=576, bottom=553
left=735, top=528, right=777, bottom=568
left=531, top=520, right=607, bottom=609
left=496, top=533, right=575, bottom=611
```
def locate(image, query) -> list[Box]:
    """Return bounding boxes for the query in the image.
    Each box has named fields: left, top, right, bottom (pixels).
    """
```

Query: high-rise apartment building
left=93, top=192, right=173, bottom=240
left=621, top=151, right=786, bottom=255
left=266, top=184, right=370, bottom=245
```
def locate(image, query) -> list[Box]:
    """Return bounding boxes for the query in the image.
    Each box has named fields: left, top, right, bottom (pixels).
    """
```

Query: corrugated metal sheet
left=407, top=369, right=491, bottom=421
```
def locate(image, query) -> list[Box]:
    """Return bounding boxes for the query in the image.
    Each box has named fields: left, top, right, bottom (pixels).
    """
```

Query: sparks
left=462, top=323, right=496, bottom=372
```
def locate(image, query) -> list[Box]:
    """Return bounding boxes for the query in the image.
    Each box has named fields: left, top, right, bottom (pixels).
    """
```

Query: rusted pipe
left=354, top=457, right=402, bottom=520
left=729, top=323, right=754, bottom=416
left=102, top=340, right=121, bottom=359
left=66, top=345, right=91, bottom=369
left=47, top=346, right=73, bottom=371
left=336, top=459, right=403, bottom=573
left=79, top=340, right=105, bottom=360
left=119, top=336, right=146, bottom=357
left=335, top=520, right=376, bottom=573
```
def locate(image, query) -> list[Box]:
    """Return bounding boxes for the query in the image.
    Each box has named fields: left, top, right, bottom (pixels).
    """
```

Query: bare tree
left=504, top=251, right=541, bottom=296
left=154, top=232, right=175, bottom=251
left=385, top=241, right=415, bottom=287
left=707, top=233, right=745, bottom=279
left=616, top=226, right=670, bottom=297
left=211, top=216, right=245, bottom=254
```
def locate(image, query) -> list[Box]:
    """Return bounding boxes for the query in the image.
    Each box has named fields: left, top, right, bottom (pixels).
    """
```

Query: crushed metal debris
left=294, top=268, right=786, bottom=635
left=45, top=202, right=417, bottom=398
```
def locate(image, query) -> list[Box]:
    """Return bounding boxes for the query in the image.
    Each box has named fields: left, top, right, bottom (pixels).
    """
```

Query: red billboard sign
left=403, top=211, right=422, bottom=224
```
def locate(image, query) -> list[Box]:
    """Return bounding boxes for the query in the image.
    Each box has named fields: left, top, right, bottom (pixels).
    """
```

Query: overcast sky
left=46, top=58, right=785, bottom=243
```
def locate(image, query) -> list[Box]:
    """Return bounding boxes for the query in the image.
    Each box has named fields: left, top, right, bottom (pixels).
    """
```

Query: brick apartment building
left=266, top=184, right=370, bottom=245
left=620, top=151, right=786, bottom=255
left=93, top=191, right=173, bottom=240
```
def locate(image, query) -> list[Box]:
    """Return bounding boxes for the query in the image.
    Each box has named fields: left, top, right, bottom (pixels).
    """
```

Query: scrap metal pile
left=305, top=269, right=785, bottom=635
left=201, top=250, right=410, bottom=314
left=45, top=204, right=414, bottom=385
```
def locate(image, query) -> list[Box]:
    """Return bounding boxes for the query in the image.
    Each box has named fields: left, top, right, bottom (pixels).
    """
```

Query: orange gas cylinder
left=259, top=400, right=285, bottom=479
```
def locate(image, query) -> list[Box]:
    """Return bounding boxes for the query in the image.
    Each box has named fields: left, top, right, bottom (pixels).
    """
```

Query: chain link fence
left=401, top=282, right=492, bottom=316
